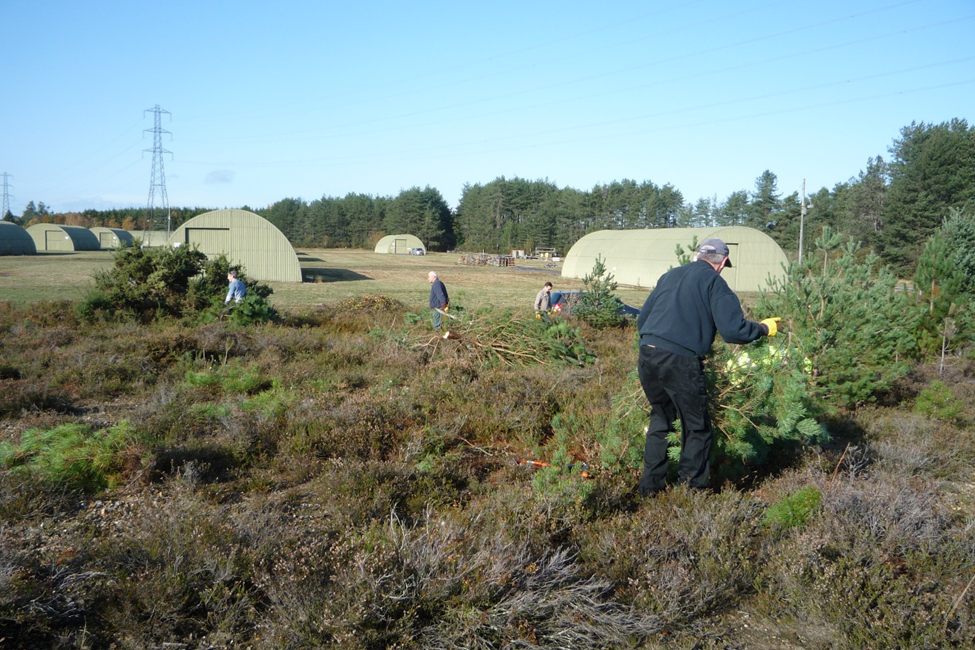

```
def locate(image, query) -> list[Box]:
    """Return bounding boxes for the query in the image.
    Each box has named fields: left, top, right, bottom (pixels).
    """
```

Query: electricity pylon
left=144, top=105, right=172, bottom=237
left=1, top=172, right=12, bottom=221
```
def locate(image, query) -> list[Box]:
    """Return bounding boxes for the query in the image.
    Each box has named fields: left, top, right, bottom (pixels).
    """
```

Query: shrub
left=88, top=481, right=262, bottom=646
left=580, top=488, right=764, bottom=626
left=0, top=421, right=149, bottom=492
left=190, top=255, right=278, bottom=326
left=219, top=293, right=280, bottom=327
left=242, top=380, right=299, bottom=419
left=762, top=485, right=822, bottom=529
left=262, top=507, right=662, bottom=649
left=184, top=363, right=272, bottom=395
left=332, top=293, right=405, bottom=314
left=6, top=252, right=975, bottom=648
left=0, top=380, right=73, bottom=417
left=78, top=248, right=276, bottom=325
left=761, top=473, right=974, bottom=648
left=913, top=380, right=964, bottom=422
left=78, top=245, right=208, bottom=322
left=0, top=471, right=77, bottom=521
left=541, top=401, right=644, bottom=483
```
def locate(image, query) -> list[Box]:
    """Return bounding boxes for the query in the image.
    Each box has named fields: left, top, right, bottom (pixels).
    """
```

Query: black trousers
left=637, top=345, right=712, bottom=494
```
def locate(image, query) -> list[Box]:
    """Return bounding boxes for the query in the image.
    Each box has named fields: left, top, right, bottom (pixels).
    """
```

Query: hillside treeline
left=7, top=119, right=973, bottom=272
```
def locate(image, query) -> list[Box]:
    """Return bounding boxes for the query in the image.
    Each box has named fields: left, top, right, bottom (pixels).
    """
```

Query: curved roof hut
left=168, top=209, right=302, bottom=282
left=90, top=227, right=135, bottom=249
left=129, top=231, right=170, bottom=247
left=0, top=222, right=37, bottom=255
left=26, top=223, right=100, bottom=252
left=561, top=226, right=788, bottom=292
left=374, top=234, right=425, bottom=254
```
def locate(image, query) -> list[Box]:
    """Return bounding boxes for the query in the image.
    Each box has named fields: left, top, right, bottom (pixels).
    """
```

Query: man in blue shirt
left=428, top=271, right=449, bottom=330
left=636, top=238, right=781, bottom=495
left=225, top=270, right=247, bottom=306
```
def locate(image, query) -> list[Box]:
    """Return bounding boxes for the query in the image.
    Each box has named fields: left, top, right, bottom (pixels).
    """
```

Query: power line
left=144, top=104, right=172, bottom=236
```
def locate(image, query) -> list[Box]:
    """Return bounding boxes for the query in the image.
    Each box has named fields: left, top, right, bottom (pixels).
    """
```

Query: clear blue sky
left=3, top=0, right=973, bottom=215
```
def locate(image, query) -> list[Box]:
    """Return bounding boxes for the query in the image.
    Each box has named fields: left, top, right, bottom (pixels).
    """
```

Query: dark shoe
left=638, top=486, right=664, bottom=498
left=677, top=480, right=711, bottom=494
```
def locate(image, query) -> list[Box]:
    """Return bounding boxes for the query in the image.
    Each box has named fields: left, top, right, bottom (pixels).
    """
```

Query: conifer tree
left=578, top=255, right=628, bottom=329
left=913, top=207, right=974, bottom=354
left=938, top=205, right=975, bottom=294
left=758, top=227, right=918, bottom=408
left=702, top=339, right=827, bottom=474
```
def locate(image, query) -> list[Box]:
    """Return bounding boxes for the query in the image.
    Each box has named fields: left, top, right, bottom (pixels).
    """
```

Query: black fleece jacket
left=637, top=260, right=767, bottom=358
left=429, top=279, right=449, bottom=310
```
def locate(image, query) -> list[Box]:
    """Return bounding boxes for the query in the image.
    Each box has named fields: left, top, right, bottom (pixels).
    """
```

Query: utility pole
left=1, top=173, right=11, bottom=221
left=144, top=105, right=172, bottom=238
left=798, top=179, right=809, bottom=266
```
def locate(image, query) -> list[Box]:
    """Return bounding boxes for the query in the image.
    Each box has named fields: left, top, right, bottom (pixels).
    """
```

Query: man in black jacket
left=636, top=238, right=781, bottom=495
left=428, top=271, right=450, bottom=331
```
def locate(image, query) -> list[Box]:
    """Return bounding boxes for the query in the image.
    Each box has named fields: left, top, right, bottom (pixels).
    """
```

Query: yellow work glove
left=535, top=313, right=541, bottom=319
left=761, top=317, right=782, bottom=337
left=443, top=304, right=449, bottom=312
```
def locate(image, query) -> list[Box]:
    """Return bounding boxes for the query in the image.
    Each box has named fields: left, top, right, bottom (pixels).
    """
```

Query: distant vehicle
left=409, top=247, right=426, bottom=255
left=550, top=290, right=639, bottom=317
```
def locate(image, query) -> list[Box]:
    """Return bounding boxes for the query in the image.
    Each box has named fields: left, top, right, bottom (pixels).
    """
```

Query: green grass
left=0, top=248, right=655, bottom=311
left=0, top=250, right=114, bottom=303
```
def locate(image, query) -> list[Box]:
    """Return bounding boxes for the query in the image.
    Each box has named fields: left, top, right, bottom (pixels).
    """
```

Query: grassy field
left=0, top=248, right=654, bottom=312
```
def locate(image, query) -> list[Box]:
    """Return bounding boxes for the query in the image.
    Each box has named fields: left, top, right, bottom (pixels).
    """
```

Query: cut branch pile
left=414, top=310, right=592, bottom=367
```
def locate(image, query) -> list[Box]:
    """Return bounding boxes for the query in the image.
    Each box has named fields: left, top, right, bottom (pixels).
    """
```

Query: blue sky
left=2, top=0, right=973, bottom=215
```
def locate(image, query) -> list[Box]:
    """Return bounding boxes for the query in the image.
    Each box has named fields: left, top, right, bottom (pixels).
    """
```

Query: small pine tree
left=673, top=236, right=700, bottom=267
left=913, top=210, right=974, bottom=355
left=758, top=226, right=918, bottom=409
left=609, top=337, right=826, bottom=480
left=941, top=204, right=975, bottom=294
left=578, top=255, right=628, bottom=329
left=702, top=339, right=827, bottom=474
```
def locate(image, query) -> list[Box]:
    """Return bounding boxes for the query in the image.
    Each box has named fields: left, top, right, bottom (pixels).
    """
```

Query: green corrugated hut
left=561, top=227, right=788, bottom=292
left=26, top=223, right=101, bottom=252
left=0, top=222, right=37, bottom=255
left=90, top=227, right=135, bottom=249
left=129, top=231, right=170, bottom=247
left=374, top=234, right=425, bottom=254
left=168, top=209, right=302, bottom=283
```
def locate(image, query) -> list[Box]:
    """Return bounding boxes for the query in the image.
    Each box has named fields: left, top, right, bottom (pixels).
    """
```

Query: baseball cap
left=697, top=238, right=732, bottom=267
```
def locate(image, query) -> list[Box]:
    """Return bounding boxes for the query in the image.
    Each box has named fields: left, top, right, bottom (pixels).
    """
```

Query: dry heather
left=1, top=299, right=974, bottom=649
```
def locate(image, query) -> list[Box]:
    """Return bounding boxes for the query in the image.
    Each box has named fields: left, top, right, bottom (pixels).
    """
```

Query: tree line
left=5, top=119, right=973, bottom=274
left=6, top=204, right=214, bottom=233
